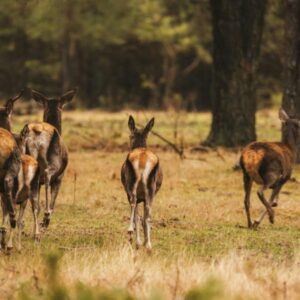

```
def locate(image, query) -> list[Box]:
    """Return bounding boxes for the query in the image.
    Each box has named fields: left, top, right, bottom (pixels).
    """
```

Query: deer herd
left=0, top=89, right=299, bottom=253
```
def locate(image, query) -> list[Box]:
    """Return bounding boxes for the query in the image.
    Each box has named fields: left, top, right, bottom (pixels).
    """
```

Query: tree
left=281, top=0, right=300, bottom=161
left=205, top=0, right=267, bottom=147
left=282, top=0, right=300, bottom=117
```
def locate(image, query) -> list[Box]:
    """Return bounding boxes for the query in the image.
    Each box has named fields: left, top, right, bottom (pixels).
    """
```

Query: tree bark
left=282, top=0, right=300, bottom=161
left=205, top=0, right=267, bottom=147
left=62, top=1, right=76, bottom=92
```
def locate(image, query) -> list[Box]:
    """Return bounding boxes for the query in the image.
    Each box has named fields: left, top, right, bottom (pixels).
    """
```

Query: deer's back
left=241, top=141, right=294, bottom=183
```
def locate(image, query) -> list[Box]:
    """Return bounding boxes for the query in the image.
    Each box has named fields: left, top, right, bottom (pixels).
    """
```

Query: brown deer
left=121, top=116, right=163, bottom=250
left=240, top=108, right=300, bottom=229
left=0, top=128, right=22, bottom=250
left=1, top=151, right=40, bottom=251
left=31, top=89, right=76, bottom=134
left=23, top=89, right=75, bottom=229
left=20, top=122, right=68, bottom=229
left=0, top=92, right=40, bottom=251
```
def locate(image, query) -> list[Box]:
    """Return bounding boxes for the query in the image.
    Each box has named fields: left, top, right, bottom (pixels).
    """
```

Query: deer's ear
left=144, top=117, right=155, bottom=134
left=5, top=90, right=24, bottom=115
left=60, top=89, right=76, bottom=107
left=20, top=123, right=30, bottom=138
left=32, top=90, right=48, bottom=106
left=128, top=115, right=136, bottom=132
left=279, top=108, right=289, bottom=123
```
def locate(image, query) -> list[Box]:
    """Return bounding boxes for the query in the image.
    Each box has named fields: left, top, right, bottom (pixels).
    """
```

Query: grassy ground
left=1, top=109, right=300, bottom=299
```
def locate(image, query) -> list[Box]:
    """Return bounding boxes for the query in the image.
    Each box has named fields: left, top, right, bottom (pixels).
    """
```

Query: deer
left=240, top=108, right=300, bottom=229
left=20, top=122, right=68, bottom=230
left=0, top=92, right=40, bottom=251
left=121, top=116, right=163, bottom=251
left=0, top=128, right=21, bottom=251
left=31, top=89, right=76, bottom=134
left=20, top=89, right=75, bottom=230
left=0, top=127, right=40, bottom=251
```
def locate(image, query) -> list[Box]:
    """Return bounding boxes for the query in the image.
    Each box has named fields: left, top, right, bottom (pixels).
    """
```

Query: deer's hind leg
left=253, top=184, right=282, bottom=229
left=134, top=204, right=142, bottom=249
left=243, top=172, right=253, bottom=228
left=16, top=199, right=28, bottom=251
left=42, top=173, right=63, bottom=229
left=0, top=197, right=9, bottom=250
left=255, top=171, right=281, bottom=227
left=30, top=172, right=40, bottom=242
left=128, top=180, right=139, bottom=243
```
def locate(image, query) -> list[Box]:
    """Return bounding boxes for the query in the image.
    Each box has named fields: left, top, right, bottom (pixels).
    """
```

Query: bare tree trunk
left=162, top=44, right=177, bottom=109
left=62, top=1, right=75, bottom=92
left=205, top=0, right=267, bottom=147
left=281, top=0, right=300, bottom=161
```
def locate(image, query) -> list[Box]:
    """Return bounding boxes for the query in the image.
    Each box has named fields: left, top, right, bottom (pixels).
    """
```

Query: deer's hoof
left=0, top=241, right=6, bottom=250
left=252, top=221, right=260, bottom=229
left=269, top=212, right=274, bottom=224
left=41, top=218, right=50, bottom=229
left=6, top=246, right=13, bottom=255
left=145, top=246, right=152, bottom=254
left=272, top=202, right=278, bottom=207
left=34, top=234, right=41, bottom=243
left=10, top=219, right=16, bottom=229
left=128, top=231, right=133, bottom=243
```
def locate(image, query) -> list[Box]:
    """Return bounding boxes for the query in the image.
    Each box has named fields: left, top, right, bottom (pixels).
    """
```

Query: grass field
left=1, top=109, right=300, bottom=300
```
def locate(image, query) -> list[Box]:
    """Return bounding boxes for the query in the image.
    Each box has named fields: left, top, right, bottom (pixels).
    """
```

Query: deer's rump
left=121, top=149, right=163, bottom=202
left=241, top=142, right=294, bottom=184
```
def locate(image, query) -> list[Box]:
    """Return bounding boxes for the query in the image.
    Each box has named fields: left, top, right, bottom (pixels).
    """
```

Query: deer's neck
left=44, top=110, right=62, bottom=134
left=130, top=141, right=147, bottom=150
left=0, top=119, right=11, bottom=132
left=282, top=129, right=298, bottom=160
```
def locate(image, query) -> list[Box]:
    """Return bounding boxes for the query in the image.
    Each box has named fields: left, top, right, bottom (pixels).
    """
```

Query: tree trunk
left=281, top=0, right=300, bottom=161
left=62, top=1, right=75, bottom=92
left=205, top=0, right=267, bottom=147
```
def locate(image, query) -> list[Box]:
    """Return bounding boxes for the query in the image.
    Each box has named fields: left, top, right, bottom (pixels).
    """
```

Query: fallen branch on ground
left=137, top=123, right=185, bottom=159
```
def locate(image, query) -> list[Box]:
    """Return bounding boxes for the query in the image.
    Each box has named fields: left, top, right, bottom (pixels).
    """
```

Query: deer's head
left=279, top=108, right=300, bottom=149
left=128, top=115, right=155, bottom=150
left=31, top=89, right=76, bottom=134
left=0, top=90, right=24, bottom=131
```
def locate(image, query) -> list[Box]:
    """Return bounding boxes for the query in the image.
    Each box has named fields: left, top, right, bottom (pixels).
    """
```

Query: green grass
left=1, top=109, right=300, bottom=299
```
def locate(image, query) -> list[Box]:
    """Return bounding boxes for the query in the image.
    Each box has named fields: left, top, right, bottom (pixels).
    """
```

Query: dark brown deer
left=20, top=122, right=68, bottom=229
left=121, top=116, right=163, bottom=251
left=240, top=108, right=300, bottom=229
left=31, top=89, right=76, bottom=134
left=0, top=128, right=22, bottom=250
left=0, top=94, right=40, bottom=251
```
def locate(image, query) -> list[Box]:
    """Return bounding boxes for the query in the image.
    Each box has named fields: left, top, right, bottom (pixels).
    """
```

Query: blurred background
left=0, top=0, right=283, bottom=110
left=1, top=0, right=300, bottom=148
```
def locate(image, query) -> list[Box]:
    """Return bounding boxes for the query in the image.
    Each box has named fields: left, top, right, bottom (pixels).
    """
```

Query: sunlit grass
left=1, top=109, right=300, bottom=299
